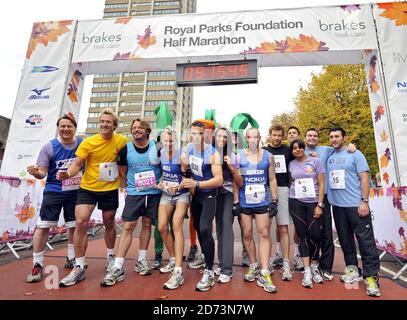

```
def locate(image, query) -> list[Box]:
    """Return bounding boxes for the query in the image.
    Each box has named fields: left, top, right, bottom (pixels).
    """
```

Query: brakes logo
left=31, top=66, right=59, bottom=73
left=25, top=114, right=43, bottom=126
left=28, top=87, right=50, bottom=100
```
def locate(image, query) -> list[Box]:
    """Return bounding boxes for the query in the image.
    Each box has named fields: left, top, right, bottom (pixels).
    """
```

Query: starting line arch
left=0, top=2, right=406, bottom=268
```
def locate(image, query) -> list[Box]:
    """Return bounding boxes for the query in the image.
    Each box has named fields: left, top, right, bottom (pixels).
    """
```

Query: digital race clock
left=176, top=59, right=258, bottom=87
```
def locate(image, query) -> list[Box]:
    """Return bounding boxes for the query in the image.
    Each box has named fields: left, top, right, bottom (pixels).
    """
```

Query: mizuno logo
left=31, top=66, right=59, bottom=73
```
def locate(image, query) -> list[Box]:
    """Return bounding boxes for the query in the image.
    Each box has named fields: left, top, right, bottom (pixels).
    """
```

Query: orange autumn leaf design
left=27, top=21, right=73, bottom=59
left=115, top=17, right=132, bottom=25
left=380, top=148, right=391, bottom=168
left=287, top=34, right=325, bottom=52
left=1, top=231, right=10, bottom=241
left=15, top=206, right=36, bottom=224
left=380, top=130, right=389, bottom=142
left=243, top=34, right=328, bottom=54
left=383, top=172, right=390, bottom=185
left=400, top=237, right=407, bottom=255
left=400, top=210, right=407, bottom=224
left=380, top=154, right=389, bottom=168
left=137, top=25, right=157, bottom=49
left=371, top=81, right=380, bottom=93
left=374, top=105, right=384, bottom=122
left=379, top=2, right=407, bottom=26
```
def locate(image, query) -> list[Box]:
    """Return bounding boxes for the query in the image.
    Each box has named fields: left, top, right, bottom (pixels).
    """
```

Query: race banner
left=373, top=3, right=407, bottom=186
left=73, top=4, right=377, bottom=67
left=0, top=21, right=77, bottom=179
left=363, top=50, right=397, bottom=187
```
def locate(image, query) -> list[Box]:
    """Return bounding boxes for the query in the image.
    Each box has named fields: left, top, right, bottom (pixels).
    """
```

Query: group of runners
left=25, top=108, right=381, bottom=297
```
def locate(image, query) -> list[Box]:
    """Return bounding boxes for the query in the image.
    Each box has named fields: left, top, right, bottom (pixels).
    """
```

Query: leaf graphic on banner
left=400, top=211, right=407, bottom=225
left=288, top=34, right=327, bottom=52
left=115, top=17, right=132, bottom=24
left=383, top=172, right=390, bottom=185
left=379, top=2, right=407, bottom=26
left=26, top=21, right=73, bottom=59
left=113, top=52, right=141, bottom=60
left=393, top=196, right=403, bottom=210
left=380, top=148, right=391, bottom=168
left=374, top=105, right=384, bottom=122
left=67, top=70, right=83, bottom=104
left=137, top=25, right=157, bottom=49
left=399, top=226, right=406, bottom=238
left=380, top=130, right=389, bottom=142
left=368, top=55, right=380, bottom=93
left=340, top=5, right=361, bottom=13
left=401, top=237, right=407, bottom=255
left=242, top=34, right=329, bottom=54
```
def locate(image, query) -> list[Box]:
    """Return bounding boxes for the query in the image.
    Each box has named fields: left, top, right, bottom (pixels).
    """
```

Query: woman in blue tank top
left=182, top=121, right=223, bottom=292
left=155, top=128, right=190, bottom=290
left=237, top=128, right=278, bottom=293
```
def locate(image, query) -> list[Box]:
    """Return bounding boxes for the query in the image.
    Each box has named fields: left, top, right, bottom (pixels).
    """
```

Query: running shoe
left=280, top=265, right=294, bottom=281
left=64, top=257, right=75, bottom=269
left=188, top=254, right=205, bottom=269
left=217, top=274, right=233, bottom=284
left=195, top=269, right=215, bottom=292
left=241, top=251, right=250, bottom=267
left=293, top=254, right=305, bottom=271
left=164, top=270, right=185, bottom=290
left=160, top=257, right=176, bottom=274
left=106, top=254, right=115, bottom=272
left=187, top=245, right=198, bottom=261
left=135, top=258, right=152, bottom=276
left=59, top=266, right=86, bottom=287
left=244, top=264, right=260, bottom=282
left=257, top=271, right=277, bottom=293
left=302, top=270, right=313, bottom=288
left=100, top=267, right=125, bottom=287
left=270, top=252, right=284, bottom=267
left=340, top=265, right=362, bottom=283
left=365, top=276, right=381, bottom=297
left=152, top=252, right=162, bottom=270
left=311, top=265, right=324, bottom=284
left=26, top=263, right=43, bottom=283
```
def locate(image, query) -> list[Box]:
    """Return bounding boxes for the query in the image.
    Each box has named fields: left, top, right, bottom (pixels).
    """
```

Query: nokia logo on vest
left=319, top=19, right=366, bottom=31
left=29, top=87, right=50, bottom=100
left=82, top=32, right=122, bottom=43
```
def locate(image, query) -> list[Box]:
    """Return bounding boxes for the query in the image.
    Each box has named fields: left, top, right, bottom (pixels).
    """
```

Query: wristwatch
left=361, top=197, right=369, bottom=203
left=317, top=202, right=325, bottom=209
left=195, top=181, right=200, bottom=189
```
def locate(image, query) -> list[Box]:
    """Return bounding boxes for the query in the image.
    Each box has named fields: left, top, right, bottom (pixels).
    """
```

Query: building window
left=94, top=73, right=120, bottom=78
left=92, top=82, right=119, bottom=88
left=147, top=80, right=175, bottom=86
left=148, top=71, right=176, bottom=77
left=144, top=111, right=155, bottom=117
left=146, top=90, right=177, bottom=96
left=119, top=111, right=141, bottom=117
left=123, top=72, right=144, bottom=77
left=154, top=1, right=180, bottom=6
left=105, top=3, right=128, bottom=9
left=153, top=9, right=180, bottom=14
left=145, top=100, right=176, bottom=106
left=87, top=123, right=99, bottom=129
left=90, top=102, right=117, bottom=108
left=91, top=92, right=118, bottom=98
left=132, top=2, right=151, bottom=6
left=88, top=112, right=99, bottom=118
left=104, top=11, right=129, bottom=17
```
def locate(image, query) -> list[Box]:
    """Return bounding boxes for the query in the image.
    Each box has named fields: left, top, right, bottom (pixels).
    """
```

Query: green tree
left=293, top=65, right=379, bottom=173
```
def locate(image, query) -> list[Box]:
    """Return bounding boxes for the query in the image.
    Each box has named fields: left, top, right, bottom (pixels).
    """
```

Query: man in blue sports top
left=26, top=114, right=82, bottom=283
left=100, top=119, right=161, bottom=287
left=305, top=127, right=356, bottom=281
left=326, top=127, right=380, bottom=297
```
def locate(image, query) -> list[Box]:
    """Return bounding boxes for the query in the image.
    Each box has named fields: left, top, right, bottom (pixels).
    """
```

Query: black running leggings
left=191, top=189, right=218, bottom=270
left=289, top=198, right=322, bottom=261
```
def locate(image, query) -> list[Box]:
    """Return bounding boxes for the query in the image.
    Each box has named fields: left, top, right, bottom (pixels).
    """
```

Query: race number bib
left=99, top=162, right=118, bottom=182
left=223, top=181, right=233, bottom=193
left=135, top=170, right=157, bottom=192
left=329, top=170, right=345, bottom=189
left=62, top=172, right=82, bottom=191
left=245, top=184, right=266, bottom=204
left=164, top=181, right=180, bottom=195
left=294, top=178, right=316, bottom=198
left=189, top=155, right=203, bottom=178
left=274, top=155, right=287, bottom=174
